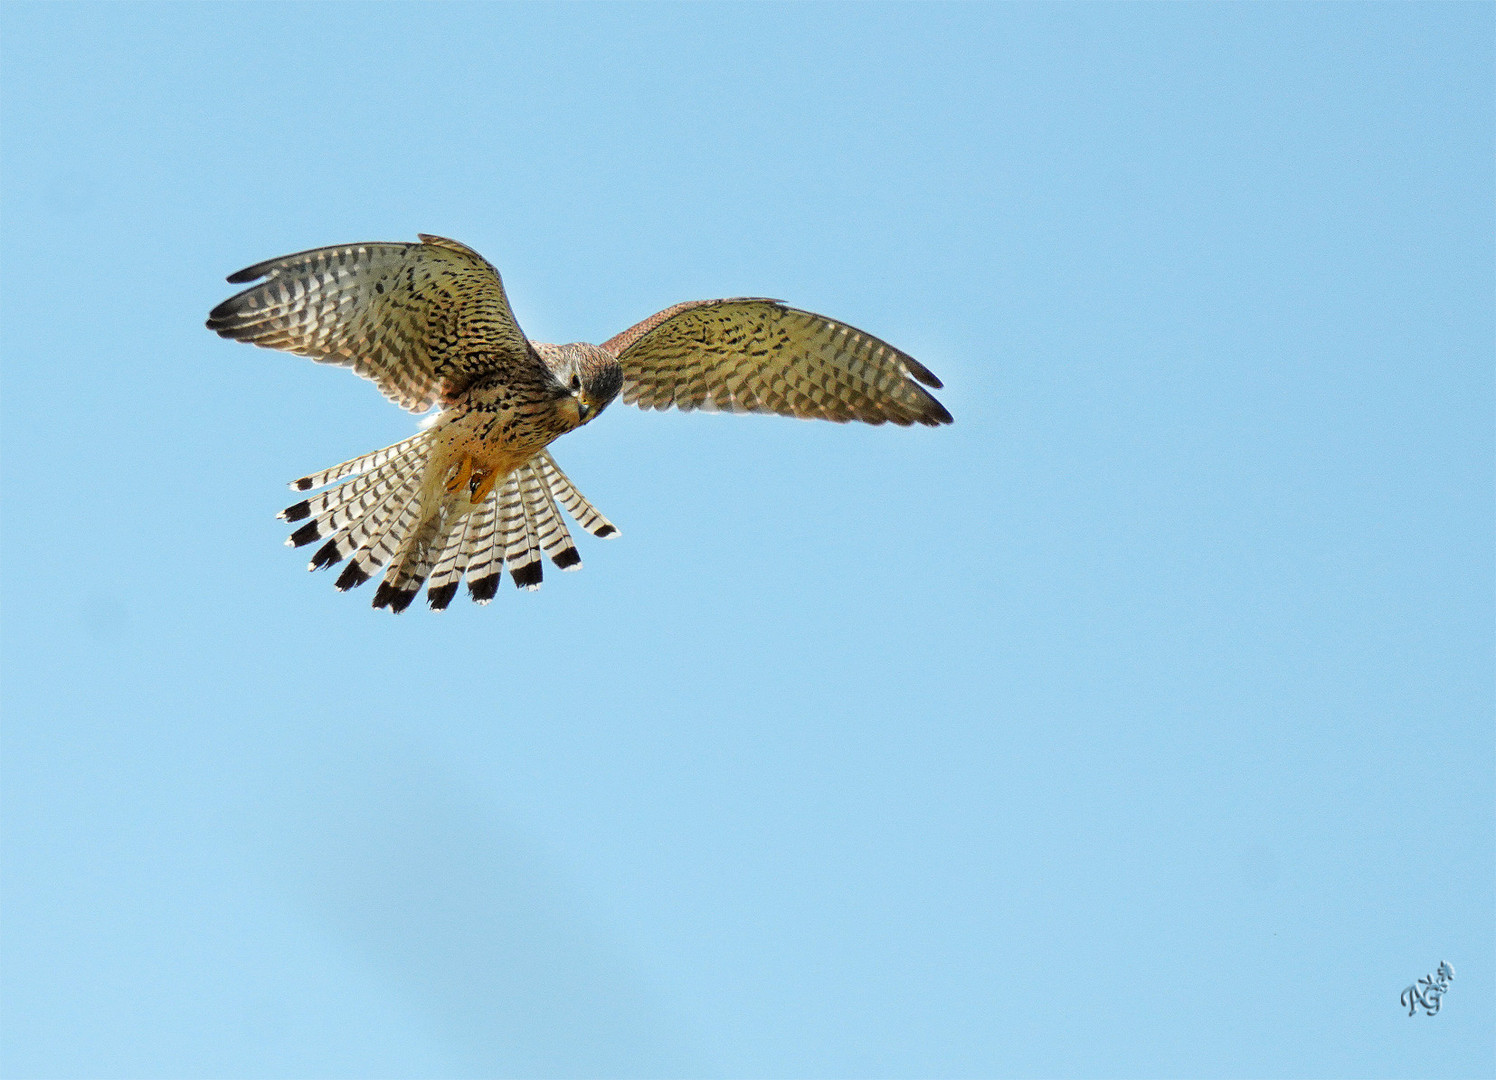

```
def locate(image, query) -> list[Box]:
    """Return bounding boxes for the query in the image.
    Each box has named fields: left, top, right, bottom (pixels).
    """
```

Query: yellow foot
left=469, top=468, right=499, bottom=505
left=444, top=454, right=473, bottom=494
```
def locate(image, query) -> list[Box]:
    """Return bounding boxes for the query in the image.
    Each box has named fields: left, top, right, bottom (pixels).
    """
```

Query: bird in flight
left=207, top=234, right=952, bottom=612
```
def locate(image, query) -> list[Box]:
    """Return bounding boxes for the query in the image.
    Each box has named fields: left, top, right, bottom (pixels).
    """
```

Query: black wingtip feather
left=924, top=399, right=954, bottom=425
left=511, top=562, right=543, bottom=589
left=289, top=522, right=322, bottom=548
left=225, top=262, right=272, bottom=285
left=427, top=583, right=459, bottom=610
left=903, top=357, right=944, bottom=389
left=333, top=562, right=370, bottom=590
left=468, top=575, right=500, bottom=603
left=280, top=500, right=311, bottom=522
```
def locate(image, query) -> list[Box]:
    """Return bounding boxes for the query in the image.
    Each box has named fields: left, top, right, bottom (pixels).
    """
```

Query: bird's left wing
left=207, top=234, right=538, bottom=412
left=603, top=299, right=951, bottom=426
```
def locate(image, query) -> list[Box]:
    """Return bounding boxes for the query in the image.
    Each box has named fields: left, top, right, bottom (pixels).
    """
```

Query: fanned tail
left=281, top=440, right=619, bottom=611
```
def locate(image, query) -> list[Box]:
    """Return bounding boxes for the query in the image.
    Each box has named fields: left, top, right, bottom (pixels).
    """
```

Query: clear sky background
left=1, top=4, right=1491, bottom=1078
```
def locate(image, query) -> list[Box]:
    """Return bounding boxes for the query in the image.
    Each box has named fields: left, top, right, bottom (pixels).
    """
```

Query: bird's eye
left=570, top=374, right=582, bottom=392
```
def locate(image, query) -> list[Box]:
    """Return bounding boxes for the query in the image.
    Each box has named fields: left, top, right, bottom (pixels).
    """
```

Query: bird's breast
left=422, top=392, right=578, bottom=506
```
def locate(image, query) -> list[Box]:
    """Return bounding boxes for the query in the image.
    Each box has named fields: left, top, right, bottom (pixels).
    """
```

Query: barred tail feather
left=535, top=450, right=618, bottom=538
left=425, top=508, right=479, bottom=610
left=373, top=503, right=462, bottom=613
left=463, top=493, right=505, bottom=603
left=289, top=433, right=428, bottom=492
left=340, top=482, right=425, bottom=594
left=291, top=452, right=428, bottom=574
left=310, top=473, right=417, bottom=578
left=519, top=461, right=582, bottom=570
left=497, top=472, right=542, bottom=590
left=277, top=434, right=431, bottom=589
left=282, top=452, right=424, bottom=544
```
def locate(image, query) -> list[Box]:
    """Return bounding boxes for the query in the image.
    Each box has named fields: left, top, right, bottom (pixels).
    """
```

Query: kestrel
left=207, top=235, right=952, bottom=612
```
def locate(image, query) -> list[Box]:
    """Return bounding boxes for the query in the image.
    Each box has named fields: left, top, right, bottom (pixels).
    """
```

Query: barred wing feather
left=207, top=234, right=538, bottom=413
left=605, top=299, right=952, bottom=427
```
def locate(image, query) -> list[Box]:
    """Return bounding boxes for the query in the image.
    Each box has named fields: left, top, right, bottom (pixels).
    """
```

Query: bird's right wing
left=604, top=299, right=952, bottom=426
left=207, top=234, right=538, bottom=413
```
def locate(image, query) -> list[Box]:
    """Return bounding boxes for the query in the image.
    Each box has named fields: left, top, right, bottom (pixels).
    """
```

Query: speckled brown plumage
left=208, top=234, right=951, bottom=611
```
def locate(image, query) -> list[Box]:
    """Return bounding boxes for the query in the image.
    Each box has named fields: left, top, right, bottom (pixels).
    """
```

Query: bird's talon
left=444, top=455, right=473, bottom=494
left=469, top=469, right=498, bottom=505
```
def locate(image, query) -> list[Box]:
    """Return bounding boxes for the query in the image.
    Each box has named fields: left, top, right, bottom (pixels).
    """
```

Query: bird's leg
left=444, top=454, right=473, bottom=495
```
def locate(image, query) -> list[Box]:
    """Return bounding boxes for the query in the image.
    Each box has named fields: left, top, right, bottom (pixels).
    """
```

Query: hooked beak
left=575, top=397, right=595, bottom=424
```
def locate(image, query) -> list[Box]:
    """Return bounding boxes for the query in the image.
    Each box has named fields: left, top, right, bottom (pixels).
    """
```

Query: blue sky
left=1, top=4, right=1491, bottom=1077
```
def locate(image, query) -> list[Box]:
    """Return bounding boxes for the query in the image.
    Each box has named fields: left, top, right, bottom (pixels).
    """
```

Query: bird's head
left=545, top=343, right=624, bottom=428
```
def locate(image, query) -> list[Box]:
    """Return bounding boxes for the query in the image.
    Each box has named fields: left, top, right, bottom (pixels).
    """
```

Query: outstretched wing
left=603, top=299, right=952, bottom=426
left=207, top=234, right=538, bottom=412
